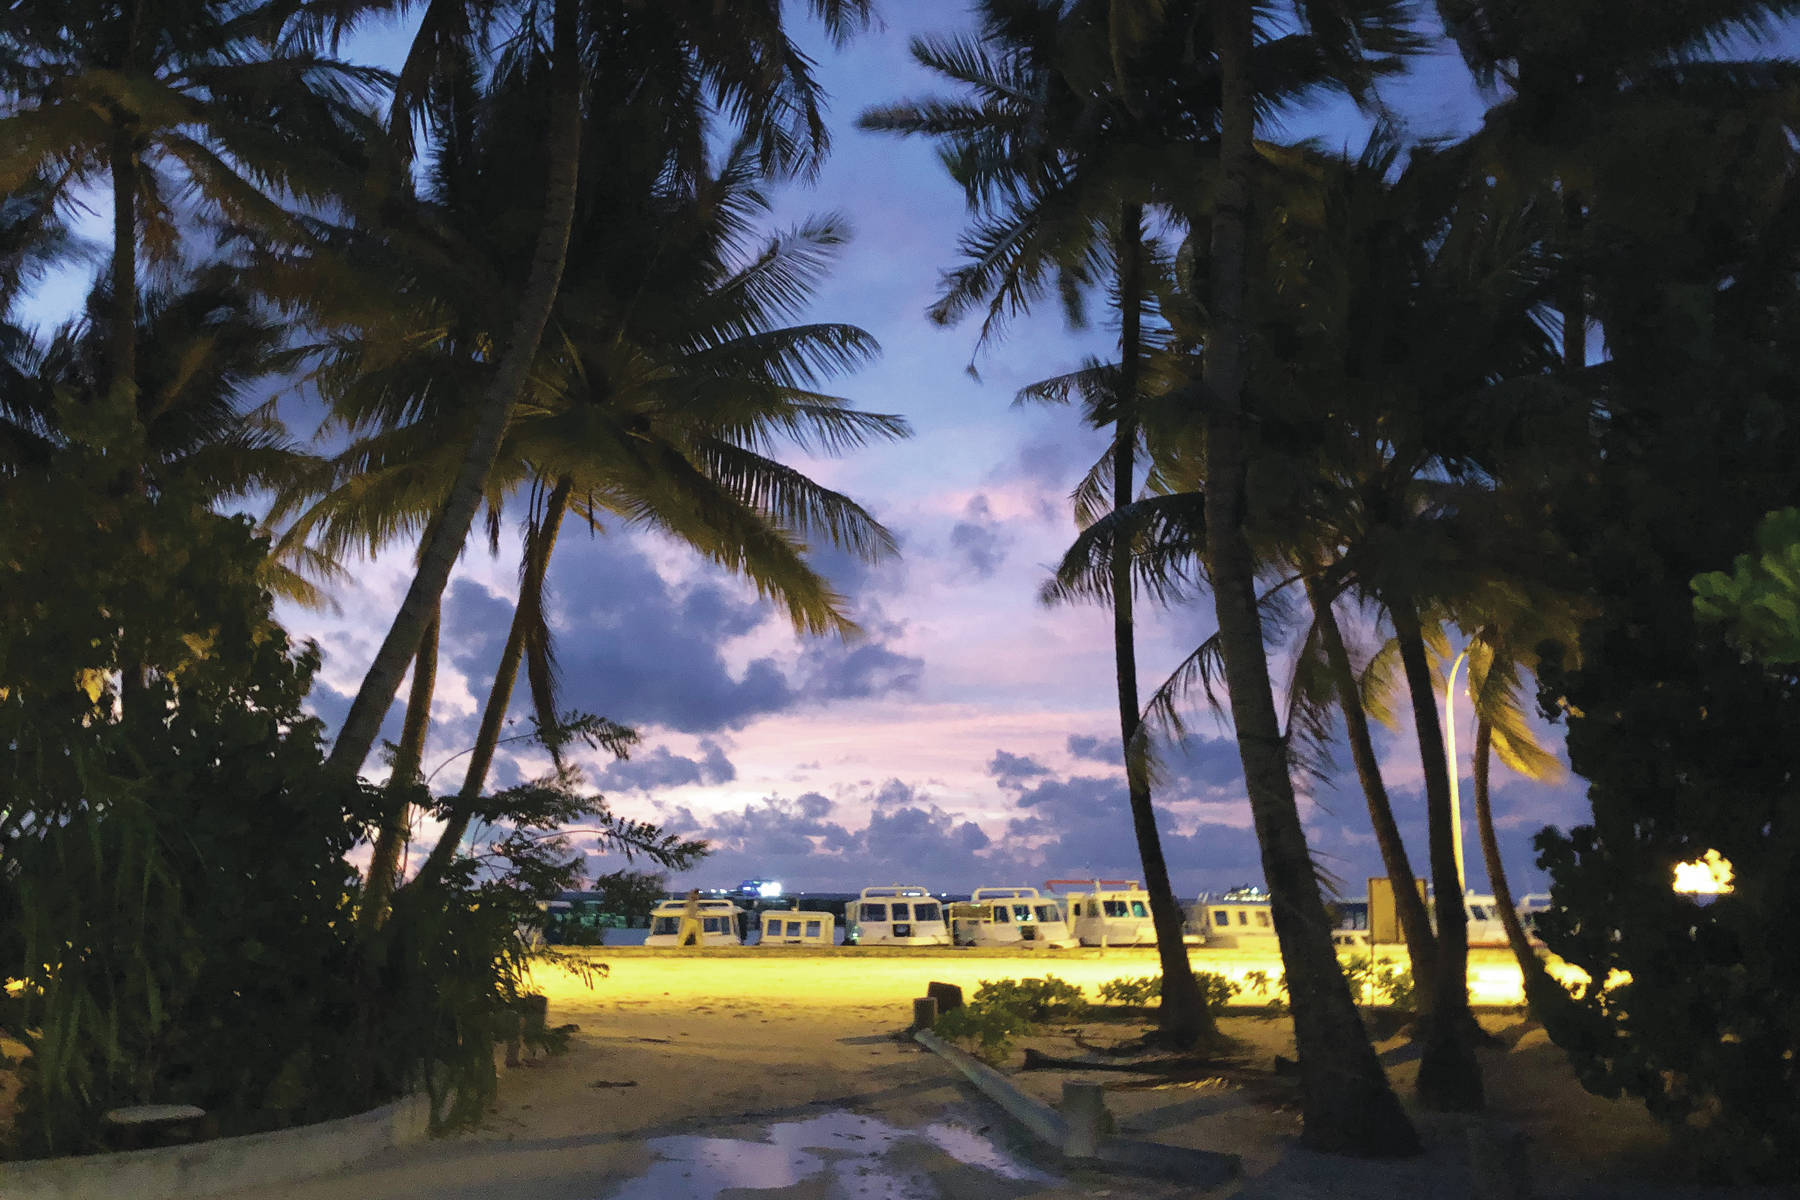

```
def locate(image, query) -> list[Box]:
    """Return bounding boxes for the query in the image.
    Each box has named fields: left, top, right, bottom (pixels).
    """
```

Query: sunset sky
left=27, top=2, right=1610, bottom=900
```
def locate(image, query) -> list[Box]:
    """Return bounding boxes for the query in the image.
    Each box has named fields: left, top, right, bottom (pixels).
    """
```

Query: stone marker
left=925, top=981, right=964, bottom=1014
left=912, top=996, right=938, bottom=1031
left=1061, top=1082, right=1108, bottom=1158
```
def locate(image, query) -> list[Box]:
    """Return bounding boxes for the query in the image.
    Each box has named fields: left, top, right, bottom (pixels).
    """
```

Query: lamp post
left=1444, top=647, right=1470, bottom=896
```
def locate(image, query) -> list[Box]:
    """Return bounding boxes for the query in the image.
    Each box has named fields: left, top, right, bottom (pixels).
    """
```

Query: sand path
left=211, top=952, right=1774, bottom=1200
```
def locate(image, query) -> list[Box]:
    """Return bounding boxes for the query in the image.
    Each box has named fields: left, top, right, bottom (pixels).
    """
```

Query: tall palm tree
left=0, top=0, right=386, bottom=414
left=863, top=0, right=1363, bottom=1049
left=319, top=0, right=877, bottom=780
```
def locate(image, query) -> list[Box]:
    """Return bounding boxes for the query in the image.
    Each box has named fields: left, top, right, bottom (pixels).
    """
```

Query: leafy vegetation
left=1097, top=973, right=1241, bottom=1013
left=932, top=976, right=1089, bottom=1063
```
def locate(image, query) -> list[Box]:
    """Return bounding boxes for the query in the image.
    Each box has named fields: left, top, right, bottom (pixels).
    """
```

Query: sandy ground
left=34, top=951, right=1789, bottom=1200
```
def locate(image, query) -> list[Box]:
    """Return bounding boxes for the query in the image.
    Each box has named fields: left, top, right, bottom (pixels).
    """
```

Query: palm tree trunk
left=109, top=128, right=137, bottom=407
left=1307, top=580, right=1439, bottom=1011
left=111, top=127, right=148, bottom=717
left=1561, top=190, right=1586, bottom=374
left=1202, top=0, right=1418, bottom=1157
left=1388, top=596, right=1484, bottom=1111
left=1472, top=717, right=1560, bottom=1008
left=358, top=604, right=439, bottom=929
left=1111, top=204, right=1213, bottom=1047
left=411, top=477, right=572, bottom=890
left=325, top=0, right=583, bottom=780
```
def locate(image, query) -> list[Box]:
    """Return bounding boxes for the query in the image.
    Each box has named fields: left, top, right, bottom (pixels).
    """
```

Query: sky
left=22, top=2, right=1659, bottom=901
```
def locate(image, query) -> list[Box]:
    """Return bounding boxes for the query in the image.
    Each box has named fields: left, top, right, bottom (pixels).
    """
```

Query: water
left=598, top=1110, right=1058, bottom=1199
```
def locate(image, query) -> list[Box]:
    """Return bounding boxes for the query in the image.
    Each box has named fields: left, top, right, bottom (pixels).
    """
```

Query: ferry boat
left=758, top=909, right=835, bottom=946
left=844, top=885, right=951, bottom=946
left=643, top=894, right=745, bottom=947
left=1194, top=886, right=1281, bottom=949
left=1460, top=894, right=1510, bottom=948
left=1045, top=879, right=1157, bottom=947
left=949, top=886, right=1077, bottom=949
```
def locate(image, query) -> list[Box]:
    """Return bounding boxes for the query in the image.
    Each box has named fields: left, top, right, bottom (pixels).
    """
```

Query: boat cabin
left=949, top=886, right=1075, bottom=948
left=844, top=885, right=950, bottom=946
left=1461, top=894, right=1510, bottom=948
left=1197, top=890, right=1280, bottom=949
left=643, top=896, right=744, bottom=947
left=758, top=910, right=836, bottom=946
left=1046, top=879, right=1157, bottom=947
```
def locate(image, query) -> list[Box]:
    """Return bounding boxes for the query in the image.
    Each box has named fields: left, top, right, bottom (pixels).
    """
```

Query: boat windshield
left=1011, top=905, right=1035, bottom=922
left=913, top=902, right=942, bottom=923
left=861, top=903, right=888, bottom=922
left=651, top=916, right=680, bottom=935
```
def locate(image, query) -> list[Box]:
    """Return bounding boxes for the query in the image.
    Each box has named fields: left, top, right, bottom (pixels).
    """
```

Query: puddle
left=598, top=1110, right=1058, bottom=1199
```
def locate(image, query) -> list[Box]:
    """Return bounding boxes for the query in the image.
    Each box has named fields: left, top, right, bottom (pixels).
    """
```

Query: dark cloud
left=987, top=749, right=1051, bottom=787
left=432, top=534, right=922, bottom=737
left=1067, top=733, right=1118, bottom=764
left=596, top=739, right=737, bottom=793
left=948, top=495, right=1008, bottom=578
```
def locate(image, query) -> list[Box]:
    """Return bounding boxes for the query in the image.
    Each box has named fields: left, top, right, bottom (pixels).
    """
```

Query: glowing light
left=1672, top=850, right=1734, bottom=895
left=758, top=881, right=784, bottom=899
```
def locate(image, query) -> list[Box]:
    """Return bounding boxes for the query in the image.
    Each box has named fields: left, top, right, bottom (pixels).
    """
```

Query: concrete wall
left=0, top=1093, right=431, bottom=1200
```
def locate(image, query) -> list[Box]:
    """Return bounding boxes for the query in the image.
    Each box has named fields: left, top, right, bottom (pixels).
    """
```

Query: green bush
left=932, top=976, right=1087, bottom=1062
left=1097, top=975, right=1161, bottom=1006
left=1097, top=972, right=1241, bottom=1012
left=1338, top=957, right=1417, bottom=1011
left=972, top=975, right=1088, bottom=1021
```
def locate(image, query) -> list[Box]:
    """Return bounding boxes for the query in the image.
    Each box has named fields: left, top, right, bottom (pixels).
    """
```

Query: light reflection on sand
left=597, top=1110, right=1057, bottom=1199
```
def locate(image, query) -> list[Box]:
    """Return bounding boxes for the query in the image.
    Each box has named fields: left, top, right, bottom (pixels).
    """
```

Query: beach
left=190, top=948, right=1782, bottom=1200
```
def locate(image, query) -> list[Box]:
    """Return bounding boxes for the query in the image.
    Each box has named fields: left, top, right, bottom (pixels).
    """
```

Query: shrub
left=1097, top=975, right=1161, bottom=1006
left=1098, top=972, right=1241, bottom=1013
left=932, top=976, right=1087, bottom=1062
left=972, top=976, right=1088, bottom=1021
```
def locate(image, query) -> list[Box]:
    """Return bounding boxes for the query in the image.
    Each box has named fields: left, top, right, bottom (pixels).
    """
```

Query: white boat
left=643, top=894, right=745, bottom=947
left=844, top=885, right=951, bottom=946
left=1195, top=887, right=1281, bottom=949
left=758, top=909, right=835, bottom=946
left=1045, top=879, right=1157, bottom=947
left=949, top=886, right=1078, bottom=949
left=1461, top=894, right=1510, bottom=948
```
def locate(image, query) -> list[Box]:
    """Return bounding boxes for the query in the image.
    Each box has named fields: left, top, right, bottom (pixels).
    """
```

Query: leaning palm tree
left=270, top=112, right=905, bottom=916
left=316, top=0, right=878, bottom=781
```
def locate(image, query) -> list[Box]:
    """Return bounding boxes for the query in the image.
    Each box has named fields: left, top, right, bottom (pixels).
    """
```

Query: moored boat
left=1045, top=879, right=1157, bottom=947
left=758, top=909, right=836, bottom=946
left=949, top=886, right=1077, bottom=948
left=844, top=885, right=951, bottom=946
left=644, top=893, right=745, bottom=947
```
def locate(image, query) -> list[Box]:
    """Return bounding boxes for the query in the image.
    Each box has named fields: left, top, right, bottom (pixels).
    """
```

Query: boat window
left=651, top=916, right=680, bottom=935
left=892, top=903, right=913, bottom=921
left=701, top=916, right=727, bottom=933
left=1072, top=902, right=1083, bottom=916
left=1013, top=905, right=1034, bottom=923
left=1212, top=910, right=1229, bottom=927
left=1103, top=900, right=1128, bottom=918
left=1255, top=911, right=1271, bottom=928
left=914, top=902, right=941, bottom=923
left=1236, top=911, right=1249, bottom=926
left=805, top=921, right=822, bottom=938
left=1130, top=901, right=1149, bottom=918
left=1469, top=905, right=1490, bottom=920
left=862, top=903, right=887, bottom=922
left=1035, top=905, right=1057, bottom=923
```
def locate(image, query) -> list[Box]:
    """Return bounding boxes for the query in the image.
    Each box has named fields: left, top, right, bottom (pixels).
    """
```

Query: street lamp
left=1444, top=647, right=1470, bottom=896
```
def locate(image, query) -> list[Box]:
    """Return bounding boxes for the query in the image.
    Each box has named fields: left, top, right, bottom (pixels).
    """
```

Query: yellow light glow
left=1672, top=850, right=1734, bottom=895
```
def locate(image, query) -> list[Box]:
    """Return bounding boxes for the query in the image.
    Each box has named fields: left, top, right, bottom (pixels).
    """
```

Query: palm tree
left=863, top=0, right=1365, bottom=1049
left=270, top=111, right=904, bottom=914
left=0, top=0, right=385, bottom=414
left=1433, top=0, right=1800, bottom=374
left=318, top=0, right=878, bottom=780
